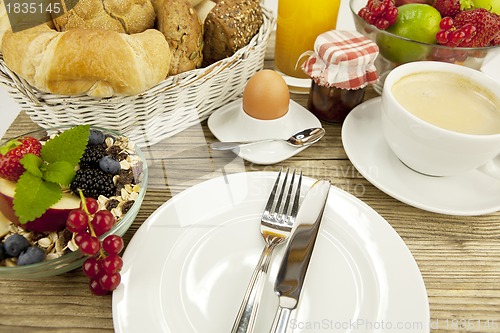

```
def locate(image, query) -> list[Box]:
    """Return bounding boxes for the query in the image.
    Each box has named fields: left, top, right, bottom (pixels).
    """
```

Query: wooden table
left=1, top=48, right=500, bottom=333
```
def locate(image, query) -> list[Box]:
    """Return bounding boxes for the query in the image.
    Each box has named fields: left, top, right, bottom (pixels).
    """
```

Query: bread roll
left=2, top=24, right=170, bottom=97
left=156, top=0, right=203, bottom=75
left=203, top=0, right=263, bottom=65
left=53, top=0, right=155, bottom=34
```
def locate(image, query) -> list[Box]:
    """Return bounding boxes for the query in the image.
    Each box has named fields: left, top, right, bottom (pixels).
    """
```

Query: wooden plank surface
left=1, top=45, right=500, bottom=333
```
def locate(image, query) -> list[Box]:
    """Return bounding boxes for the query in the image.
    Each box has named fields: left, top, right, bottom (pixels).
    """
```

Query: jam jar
left=302, top=30, right=379, bottom=122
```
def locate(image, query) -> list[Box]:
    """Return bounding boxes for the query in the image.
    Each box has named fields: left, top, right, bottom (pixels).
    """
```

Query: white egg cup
left=234, top=104, right=295, bottom=141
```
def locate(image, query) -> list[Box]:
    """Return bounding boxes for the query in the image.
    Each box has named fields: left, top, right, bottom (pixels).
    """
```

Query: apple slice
left=0, top=209, right=10, bottom=238
left=0, top=178, right=80, bottom=233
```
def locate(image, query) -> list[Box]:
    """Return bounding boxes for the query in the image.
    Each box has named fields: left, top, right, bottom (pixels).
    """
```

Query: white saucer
left=342, top=97, right=500, bottom=216
left=208, top=98, right=322, bottom=165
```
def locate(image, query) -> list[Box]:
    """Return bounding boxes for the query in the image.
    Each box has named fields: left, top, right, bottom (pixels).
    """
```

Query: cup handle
left=477, top=155, right=500, bottom=180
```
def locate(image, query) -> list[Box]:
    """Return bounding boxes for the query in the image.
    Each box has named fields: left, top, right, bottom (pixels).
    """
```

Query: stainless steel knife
left=269, top=179, right=331, bottom=333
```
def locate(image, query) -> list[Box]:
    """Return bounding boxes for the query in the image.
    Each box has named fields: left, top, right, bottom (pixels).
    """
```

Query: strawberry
left=0, top=137, right=42, bottom=181
left=453, top=8, right=500, bottom=47
left=432, top=0, right=472, bottom=18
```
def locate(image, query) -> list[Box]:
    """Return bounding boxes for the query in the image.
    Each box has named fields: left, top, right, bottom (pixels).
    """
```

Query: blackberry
left=80, top=144, right=106, bottom=169
left=70, top=168, right=116, bottom=199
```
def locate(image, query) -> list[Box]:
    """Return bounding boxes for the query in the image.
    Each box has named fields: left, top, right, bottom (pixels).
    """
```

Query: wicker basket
left=0, top=7, right=275, bottom=146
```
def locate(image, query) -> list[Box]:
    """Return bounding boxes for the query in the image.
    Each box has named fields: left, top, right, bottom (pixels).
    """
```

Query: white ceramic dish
left=207, top=99, right=322, bottom=165
left=113, top=171, right=429, bottom=333
left=342, top=98, right=500, bottom=216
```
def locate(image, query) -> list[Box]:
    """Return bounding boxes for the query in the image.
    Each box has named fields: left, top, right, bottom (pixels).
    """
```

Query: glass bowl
left=350, top=0, right=500, bottom=92
left=0, top=126, right=148, bottom=278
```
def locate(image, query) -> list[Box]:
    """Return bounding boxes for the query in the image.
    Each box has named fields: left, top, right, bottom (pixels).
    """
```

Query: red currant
left=83, top=257, right=102, bottom=279
left=101, top=254, right=123, bottom=274
left=102, top=235, right=124, bottom=255
left=99, top=272, right=121, bottom=291
left=81, top=197, right=99, bottom=215
left=79, top=235, right=101, bottom=256
left=66, top=209, right=89, bottom=233
left=89, top=278, right=109, bottom=296
left=439, top=17, right=454, bottom=30
left=92, top=210, right=116, bottom=236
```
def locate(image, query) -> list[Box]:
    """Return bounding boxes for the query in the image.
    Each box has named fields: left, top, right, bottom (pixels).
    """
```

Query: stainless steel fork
left=231, top=168, right=302, bottom=333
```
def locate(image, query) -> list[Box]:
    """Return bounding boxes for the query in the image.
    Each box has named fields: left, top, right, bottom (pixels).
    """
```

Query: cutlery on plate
left=210, top=127, right=325, bottom=151
left=231, top=168, right=302, bottom=333
left=270, top=179, right=331, bottom=333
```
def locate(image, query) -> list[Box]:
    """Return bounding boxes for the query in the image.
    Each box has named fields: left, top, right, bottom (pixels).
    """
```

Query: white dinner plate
left=113, top=172, right=429, bottom=333
left=207, top=99, right=322, bottom=165
left=342, top=98, right=500, bottom=216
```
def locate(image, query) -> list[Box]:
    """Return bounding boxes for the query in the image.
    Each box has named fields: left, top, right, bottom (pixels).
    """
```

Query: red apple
left=0, top=178, right=80, bottom=233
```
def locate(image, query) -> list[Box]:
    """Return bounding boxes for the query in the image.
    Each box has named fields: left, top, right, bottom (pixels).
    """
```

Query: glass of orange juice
left=274, top=0, right=340, bottom=93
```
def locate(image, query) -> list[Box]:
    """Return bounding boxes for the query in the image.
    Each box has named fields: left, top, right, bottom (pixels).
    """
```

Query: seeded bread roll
left=156, top=0, right=203, bottom=75
left=202, top=0, right=263, bottom=65
left=2, top=24, right=171, bottom=97
left=53, top=0, right=155, bottom=34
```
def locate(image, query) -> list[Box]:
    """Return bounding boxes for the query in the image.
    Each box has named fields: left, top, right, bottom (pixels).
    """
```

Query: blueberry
left=0, top=244, right=6, bottom=261
left=17, top=246, right=46, bottom=266
left=89, top=129, right=105, bottom=145
left=4, top=234, right=29, bottom=257
left=99, top=155, right=121, bottom=174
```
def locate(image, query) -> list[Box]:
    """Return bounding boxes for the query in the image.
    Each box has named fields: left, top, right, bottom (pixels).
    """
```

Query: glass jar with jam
left=302, top=30, right=379, bottom=122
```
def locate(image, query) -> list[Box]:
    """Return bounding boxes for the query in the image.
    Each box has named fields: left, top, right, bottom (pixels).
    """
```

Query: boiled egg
left=242, top=69, right=290, bottom=120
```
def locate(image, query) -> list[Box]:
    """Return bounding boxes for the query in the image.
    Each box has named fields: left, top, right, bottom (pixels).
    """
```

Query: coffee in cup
left=381, top=61, right=500, bottom=178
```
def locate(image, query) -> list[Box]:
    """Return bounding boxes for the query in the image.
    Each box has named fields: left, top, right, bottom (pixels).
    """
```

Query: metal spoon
left=210, top=127, right=325, bottom=151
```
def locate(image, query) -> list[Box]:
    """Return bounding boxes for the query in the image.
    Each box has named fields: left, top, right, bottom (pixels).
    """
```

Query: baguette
left=2, top=24, right=171, bottom=97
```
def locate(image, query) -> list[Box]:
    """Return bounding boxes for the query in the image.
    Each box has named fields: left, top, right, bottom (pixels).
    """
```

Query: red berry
left=91, top=210, right=116, bottom=236
left=66, top=209, right=89, bottom=233
left=89, top=278, right=109, bottom=296
left=453, top=8, right=500, bottom=47
left=450, top=29, right=466, bottom=46
left=358, top=0, right=398, bottom=30
left=101, top=254, right=123, bottom=274
left=99, top=272, right=121, bottom=291
left=102, top=235, right=124, bottom=255
left=436, top=30, right=450, bottom=44
left=81, top=197, right=99, bottom=215
left=79, top=235, right=101, bottom=256
left=439, top=17, right=454, bottom=30
left=83, top=257, right=102, bottom=278
left=0, top=137, right=42, bottom=181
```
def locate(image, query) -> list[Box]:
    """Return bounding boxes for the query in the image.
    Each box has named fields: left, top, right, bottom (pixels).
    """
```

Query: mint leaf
left=13, top=172, right=62, bottom=224
left=41, top=125, right=90, bottom=165
left=44, top=161, right=75, bottom=186
left=20, top=153, right=43, bottom=178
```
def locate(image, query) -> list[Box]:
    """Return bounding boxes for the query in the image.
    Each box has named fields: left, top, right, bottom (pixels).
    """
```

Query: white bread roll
left=2, top=24, right=171, bottom=97
left=53, top=0, right=156, bottom=34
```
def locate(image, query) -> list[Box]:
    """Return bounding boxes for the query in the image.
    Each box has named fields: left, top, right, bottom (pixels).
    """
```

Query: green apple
left=473, top=0, right=500, bottom=14
left=378, top=4, right=442, bottom=64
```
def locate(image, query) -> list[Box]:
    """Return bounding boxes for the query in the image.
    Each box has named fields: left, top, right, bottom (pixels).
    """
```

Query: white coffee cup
left=381, top=61, right=500, bottom=179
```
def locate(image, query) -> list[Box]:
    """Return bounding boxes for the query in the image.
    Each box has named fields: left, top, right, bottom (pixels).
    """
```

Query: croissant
left=2, top=24, right=170, bottom=97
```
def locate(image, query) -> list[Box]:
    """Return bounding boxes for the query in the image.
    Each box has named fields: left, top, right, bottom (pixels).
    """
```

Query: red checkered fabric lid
left=302, top=30, right=379, bottom=90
